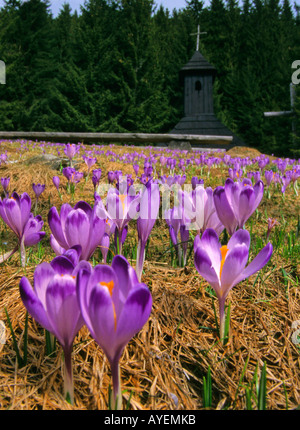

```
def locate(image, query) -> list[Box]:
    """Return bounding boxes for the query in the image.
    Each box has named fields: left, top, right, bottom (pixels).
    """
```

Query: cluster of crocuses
left=7, top=178, right=155, bottom=407
left=0, top=140, right=282, bottom=409
left=7, top=185, right=154, bottom=408
left=0, top=191, right=45, bottom=266
left=0, top=175, right=154, bottom=407
left=19, top=245, right=152, bottom=408
left=145, top=170, right=272, bottom=343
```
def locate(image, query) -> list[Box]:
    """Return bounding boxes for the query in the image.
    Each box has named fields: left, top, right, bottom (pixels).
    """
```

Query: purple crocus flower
left=160, top=155, right=166, bottom=166
left=64, top=143, right=80, bottom=166
left=264, top=170, right=274, bottom=188
left=0, top=192, right=45, bottom=266
left=108, top=171, right=116, bottom=184
left=191, top=176, right=203, bottom=190
left=32, top=183, right=45, bottom=199
left=76, top=255, right=152, bottom=409
left=139, top=173, right=149, bottom=185
left=253, top=171, right=261, bottom=183
left=48, top=200, right=106, bottom=261
left=213, top=178, right=264, bottom=236
left=281, top=174, right=291, bottom=194
left=164, top=205, right=189, bottom=266
left=32, top=183, right=46, bottom=212
left=178, top=184, right=223, bottom=236
left=23, top=213, right=45, bottom=247
left=136, top=180, right=160, bottom=281
left=99, top=218, right=116, bottom=263
left=290, top=166, right=300, bottom=195
left=165, top=206, right=182, bottom=247
left=70, top=171, right=84, bottom=184
left=201, top=187, right=224, bottom=236
left=115, top=170, right=123, bottom=182
left=99, top=181, right=140, bottom=253
left=83, top=155, right=97, bottom=171
left=133, top=164, right=139, bottom=176
left=19, top=247, right=89, bottom=404
left=0, top=152, right=8, bottom=164
left=62, top=167, right=76, bottom=182
left=62, top=167, right=83, bottom=195
left=194, top=228, right=273, bottom=343
left=1, top=177, right=10, bottom=197
left=266, top=217, right=278, bottom=241
left=52, top=176, right=60, bottom=191
left=179, top=223, right=190, bottom=266
left=92, top=168, right=102, bottom=190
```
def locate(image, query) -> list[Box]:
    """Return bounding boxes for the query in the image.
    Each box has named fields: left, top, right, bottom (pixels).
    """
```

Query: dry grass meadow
left=0, top=139, right=299, bottom=410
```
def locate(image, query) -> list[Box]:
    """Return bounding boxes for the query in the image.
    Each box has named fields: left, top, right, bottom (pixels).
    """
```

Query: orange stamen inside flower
left=100, top=280, right=117, bottom=330
left=119, top=194, right=126, bottom=212
left=100, top=280, right=114, bottom=296
left=220, top=245, right=229, bottom=278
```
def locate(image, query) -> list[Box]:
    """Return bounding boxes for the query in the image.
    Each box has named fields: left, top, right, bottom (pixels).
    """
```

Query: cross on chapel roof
left=190, top=24, right=207, bottom=51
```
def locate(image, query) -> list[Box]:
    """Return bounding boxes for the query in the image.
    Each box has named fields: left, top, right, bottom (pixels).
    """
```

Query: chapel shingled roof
left=180, top=50, right=217, bottom=76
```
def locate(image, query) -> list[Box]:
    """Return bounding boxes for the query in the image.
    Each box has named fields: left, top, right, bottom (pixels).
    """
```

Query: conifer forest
left=0, top=0, right=299, bottom=154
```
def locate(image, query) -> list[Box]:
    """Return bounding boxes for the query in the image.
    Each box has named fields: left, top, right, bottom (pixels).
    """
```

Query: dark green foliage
left=0, top=0, right=298, bottom=156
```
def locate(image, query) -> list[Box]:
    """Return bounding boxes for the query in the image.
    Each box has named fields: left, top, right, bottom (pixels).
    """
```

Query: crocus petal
left=85, top=211, right=106, bottom=260
left=65, top=209, right=90, bottom=254
left=237, top=187, right=256, bottom=227
left=59, top=203, right=73, bottom=227
left=87, top=285, right=116, bottom=361
left=213, top=187, right=237, bottom=236
left=115, top=285, right=152, bottom=355
left=23, top=215, right=45, bottom=246
left=74, top=201, right=93, bottom=219
left=227, top=229, right=251, bottom=251
left=112, top=255, right=139, bottom=312
left=50, top=256, right=75, bottom=276
left=19, top=277, right=52, bottom=332
left=169, top=225, right=178, bottom=246
left=76, top=267, right=96, bottom=338
left=33, top=262, right=56, bottom=307
left=24, top=231, right=46, bottom=246
left=194, top=246, right=220, bottom=291
left=137, top=182, right=159, bottom=243
left=220, top=243, right=249, bottom=293
left=46, top=276, right=84, bottom=348
left=62, top=245, right=82, bottom=266
left=0, top=199, right=11, bottom=227
left=50, top=234, right=66, bottom=256
left=100, top=233, right=110, bottom=262
left=198, top=228, right=222, bottom=274
left=19, top=193, right=32, bottom=227
left=3, top=198, right=24, bottom=238
left=253, top=180, right=264, bottom=208
left=235, top=242, right=273, bottom=284
left=48, top=206, right=69, bottom=249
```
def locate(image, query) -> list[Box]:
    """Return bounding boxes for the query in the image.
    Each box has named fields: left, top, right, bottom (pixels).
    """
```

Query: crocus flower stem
left=34, top=198, right=38, bottom=216
left=218, top=296, right=226, bottom=344
left=0, top=245, right=18, bottom=264
left=20, top=237, right=26, bottom=268
left=63, top=345, right=74, bottom=405
left=110, top=357, right=122, bottom=410
left=115, top=229, right=123, bottom=255
left=136, top=239, right=146, bottom=282
left=294, top=183, right=298, bottom=196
